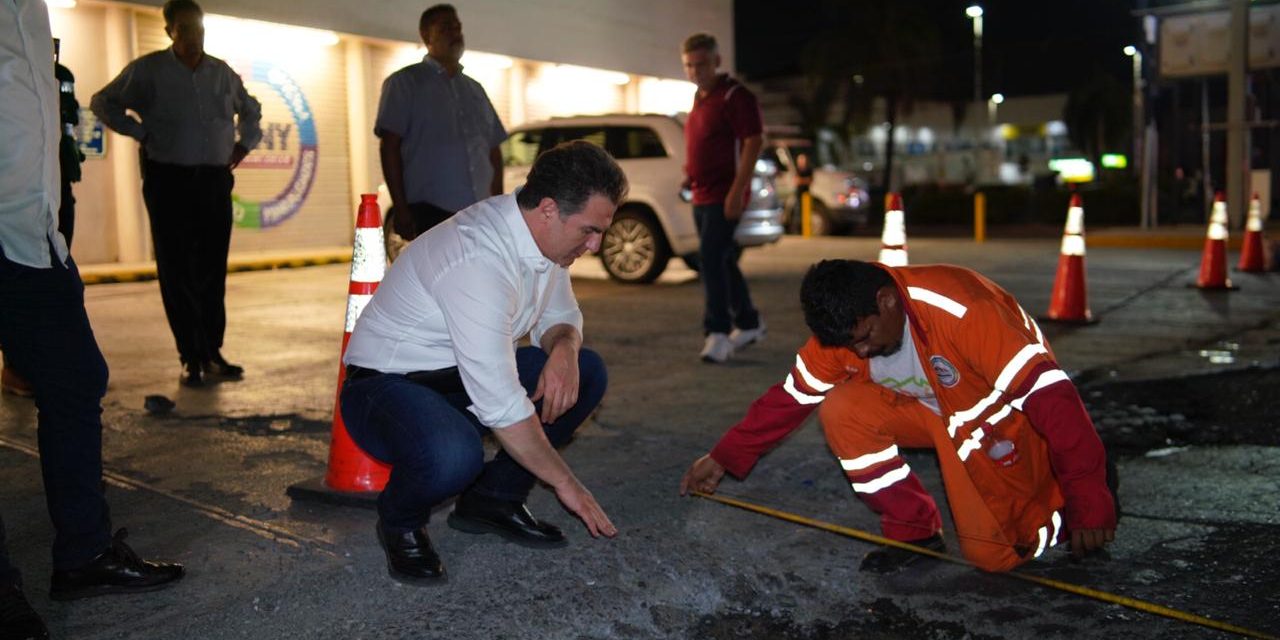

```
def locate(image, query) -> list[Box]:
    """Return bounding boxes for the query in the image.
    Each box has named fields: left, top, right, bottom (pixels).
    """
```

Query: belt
left=345, top=364, right=382, bottom=380
left=344, top=364, right=466, bottom=395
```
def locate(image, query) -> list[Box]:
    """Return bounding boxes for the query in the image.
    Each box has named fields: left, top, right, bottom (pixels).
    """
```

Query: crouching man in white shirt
left=342, top=141, right=623, bottom=583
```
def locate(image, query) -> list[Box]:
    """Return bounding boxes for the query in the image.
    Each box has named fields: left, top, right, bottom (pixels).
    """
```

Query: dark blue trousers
left=694, top=203, right=760, bottom=335
left=340, top=346, right=607, bottom=533
left=0, top=247, right=111, bottom=580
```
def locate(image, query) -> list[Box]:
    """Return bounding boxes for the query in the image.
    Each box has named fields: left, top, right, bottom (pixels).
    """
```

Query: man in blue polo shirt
left=376, top=3, right=507, bottom=242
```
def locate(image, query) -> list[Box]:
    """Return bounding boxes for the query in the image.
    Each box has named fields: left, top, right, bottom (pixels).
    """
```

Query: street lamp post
left=985, top=93, right=1003, bottom=184
left=1125, top=45, right=1150, bottom=228
left=966, top=5, right=984, bottom=106
left=1124, top=46, right=1144, bottom=177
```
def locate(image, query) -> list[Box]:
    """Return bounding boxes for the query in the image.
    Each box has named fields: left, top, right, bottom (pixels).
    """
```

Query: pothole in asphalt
left=217, top=414, right=331, bottom=437
left=1083, top=364, right=1280, bottom=457
left=692, top=599, right=999, bottom=640
left=1121, top=521, right=1280, bottom=633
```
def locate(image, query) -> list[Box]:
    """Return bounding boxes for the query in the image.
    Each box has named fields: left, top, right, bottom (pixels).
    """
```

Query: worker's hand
left=532, top=344, right=579, bottom=424
left=1070, top=527, right=1115, bottom=558
left=552, top=476, right=617, bottom=538
left=679, top=454, right=726, bottom=496
left=229, top=143, right=249, bottom=170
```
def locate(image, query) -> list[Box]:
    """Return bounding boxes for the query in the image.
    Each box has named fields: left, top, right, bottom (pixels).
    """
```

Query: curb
left=1087, top=234, right=1243, bottom=251
left=79, top=248, right=353, bottom=285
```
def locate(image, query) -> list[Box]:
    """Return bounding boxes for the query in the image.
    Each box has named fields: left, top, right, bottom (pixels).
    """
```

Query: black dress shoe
left=447, top=492, right=567, bottom=548
left=49, top=529, right=185, bottom=601
left=859, top=533, right=947, bottom=574
left=179, top=361, right=203, bottom=387
left=376, top=520, right=445, bottom=584
left=0, top=585, right=48, bottom=640
left=204, top=354, right=244, bottom=380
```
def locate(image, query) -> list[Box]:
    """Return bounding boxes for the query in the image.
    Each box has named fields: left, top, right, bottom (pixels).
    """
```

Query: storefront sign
left=233, top=60, right=318, bottom=229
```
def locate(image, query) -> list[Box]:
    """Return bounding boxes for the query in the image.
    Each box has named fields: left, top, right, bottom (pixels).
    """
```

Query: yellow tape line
left=694, top=491, right=1276, bottom=640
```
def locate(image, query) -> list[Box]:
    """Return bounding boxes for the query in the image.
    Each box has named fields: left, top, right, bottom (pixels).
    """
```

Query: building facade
left=48, top=0, right=727, bottom=266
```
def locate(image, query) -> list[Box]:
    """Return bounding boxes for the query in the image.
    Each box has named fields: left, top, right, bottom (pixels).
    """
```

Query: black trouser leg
left=193, top=168, right=233, bottom=356
left=142, top=162, right=233, bottom=365
left=0, top=249, right=112, bottom=571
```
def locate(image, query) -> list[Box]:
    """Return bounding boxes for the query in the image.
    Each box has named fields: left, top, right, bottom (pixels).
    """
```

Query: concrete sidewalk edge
left=78, top=247, right=353, bottom=285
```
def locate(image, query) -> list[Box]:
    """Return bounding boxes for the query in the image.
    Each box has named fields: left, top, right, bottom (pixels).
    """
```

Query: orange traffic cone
left=878, top=193, right=908, bottom=266
left=1043, top=193, right=1095, bottom=323
left=1195, top=192, right=1237, bottom=290
left=288, top=194, right=391, bottom=506
left=1237, top=193, right=1267, bottom=273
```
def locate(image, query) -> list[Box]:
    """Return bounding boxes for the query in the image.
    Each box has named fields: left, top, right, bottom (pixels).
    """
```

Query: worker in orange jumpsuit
left=681, top=259, right=1117, bottom=573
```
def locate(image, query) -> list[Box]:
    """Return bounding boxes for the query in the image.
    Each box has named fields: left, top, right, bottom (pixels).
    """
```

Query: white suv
left=498, top=114, right=784, bottom=283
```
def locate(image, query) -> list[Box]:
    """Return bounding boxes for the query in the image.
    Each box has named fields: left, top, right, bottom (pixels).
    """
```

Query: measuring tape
left=694, top=491, right=1276, bottom=640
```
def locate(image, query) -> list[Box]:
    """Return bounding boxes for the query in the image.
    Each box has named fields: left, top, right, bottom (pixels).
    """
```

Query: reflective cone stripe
left=1237, top=193, right=1267, bottom=273
left=1046, top=194, right=1091, bottom=322
left=879, top=192, right=908, bottom=266
left=1196, top=193, right=1233, bottom=289
left=325, top=194, right=391, bottom=493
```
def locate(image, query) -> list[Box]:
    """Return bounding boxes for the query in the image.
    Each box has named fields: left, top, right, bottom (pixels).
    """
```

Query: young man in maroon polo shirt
left=681, top=32, right=766, bottom=364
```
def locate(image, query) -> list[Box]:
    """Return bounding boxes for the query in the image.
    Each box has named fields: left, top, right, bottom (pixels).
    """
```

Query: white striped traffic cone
left=878, top=193, right=908, bottom=266
left=1044, top=193, right=1094, bottom=323
left=1196, top=192, right=1236, bottom=290
left=289, top=194, right=390, bottom=505
left=1237, top=193, right=1267, bottom=273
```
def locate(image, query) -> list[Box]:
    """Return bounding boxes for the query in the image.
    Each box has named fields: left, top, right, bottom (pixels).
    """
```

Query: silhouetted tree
left=795, top=1, right=945, bottom=192
left=1062, top=68, right=1131, bottom=167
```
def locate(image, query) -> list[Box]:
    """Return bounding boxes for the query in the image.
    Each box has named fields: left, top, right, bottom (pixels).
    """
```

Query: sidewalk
left=77, top=246, right=352, bottom=285
left=1088, top=224, right=1246, bottom=250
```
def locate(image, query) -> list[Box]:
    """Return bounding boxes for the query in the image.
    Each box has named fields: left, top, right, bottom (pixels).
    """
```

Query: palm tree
left=1062, top=68, right=1131, bottom=169
left=796, top=0, right=944, bottom=193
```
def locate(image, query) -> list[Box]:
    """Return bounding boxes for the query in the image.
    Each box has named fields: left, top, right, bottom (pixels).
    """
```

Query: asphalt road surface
left=2, top=235, right=1277, bottom=639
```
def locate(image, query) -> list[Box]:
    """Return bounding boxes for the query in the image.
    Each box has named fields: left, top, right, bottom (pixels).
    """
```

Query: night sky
left=735, top=0, right=1141, bottom=99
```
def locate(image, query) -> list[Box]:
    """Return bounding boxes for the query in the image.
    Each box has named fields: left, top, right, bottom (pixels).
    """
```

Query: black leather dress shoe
left=859, top=533, right=947, bottom=574
left=179, top=362, right=203, bottom=387
left=0, top=585, right=48, bottom=640
left=447, top=492, right=567, bottom=548
left=204, top=354, right=244, bottom=380
left=376, top=520, right=445, bottom=584
left=49, top=529, right=185, bottom=601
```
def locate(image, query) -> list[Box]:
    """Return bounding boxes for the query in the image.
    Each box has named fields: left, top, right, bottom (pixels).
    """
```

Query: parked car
left=493, top=114, right=784, bottom=283
left=764, top=137, right=870, bottom=235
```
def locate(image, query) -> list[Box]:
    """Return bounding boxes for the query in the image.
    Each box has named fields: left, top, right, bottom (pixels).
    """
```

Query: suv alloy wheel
left=601, top=208, right=671, bottom=284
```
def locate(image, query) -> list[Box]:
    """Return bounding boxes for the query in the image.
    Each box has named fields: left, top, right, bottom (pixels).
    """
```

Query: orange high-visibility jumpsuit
left=709, top=265, right=1115, bottom=572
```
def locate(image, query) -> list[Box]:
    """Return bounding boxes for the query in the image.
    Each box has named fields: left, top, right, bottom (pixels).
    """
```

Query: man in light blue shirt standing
left=91, top=0, right=262, bottom=387
left=1, top=1, right=184, bottom=634
left=376, top=3, right=507, bottom=243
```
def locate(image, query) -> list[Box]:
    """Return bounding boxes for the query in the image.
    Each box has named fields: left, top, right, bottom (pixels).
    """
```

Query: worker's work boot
left=859, top=533, right=946, bottom=574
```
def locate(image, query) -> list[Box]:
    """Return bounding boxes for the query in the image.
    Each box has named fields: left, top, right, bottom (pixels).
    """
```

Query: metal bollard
left=974, top=191, right=986, bottom=243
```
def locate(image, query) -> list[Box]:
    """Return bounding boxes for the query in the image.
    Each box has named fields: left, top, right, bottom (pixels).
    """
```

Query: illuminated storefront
left=45, top=1, right=707, bottom=266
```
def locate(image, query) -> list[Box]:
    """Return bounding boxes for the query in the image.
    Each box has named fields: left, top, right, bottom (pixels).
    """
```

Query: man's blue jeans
left=0, top=247, right=112, bottom=578
left=694, top=203, right=760, bottom=335
left=340, top=346, right=607, bottom=533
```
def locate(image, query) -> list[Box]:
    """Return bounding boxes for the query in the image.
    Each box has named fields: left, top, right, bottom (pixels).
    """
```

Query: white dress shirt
left=0, top=0, right=67, bottom=268
left=90, top=48, right=262, bottom=166
left=344, top=194, right=584, bottom=429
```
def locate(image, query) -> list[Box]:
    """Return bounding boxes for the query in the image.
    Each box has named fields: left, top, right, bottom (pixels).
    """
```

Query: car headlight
left=755, top=158, right=778, bottom=177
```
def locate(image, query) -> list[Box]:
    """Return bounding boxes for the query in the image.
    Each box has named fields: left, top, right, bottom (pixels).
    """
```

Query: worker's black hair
left=800, top=259, right=893, bottom=347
